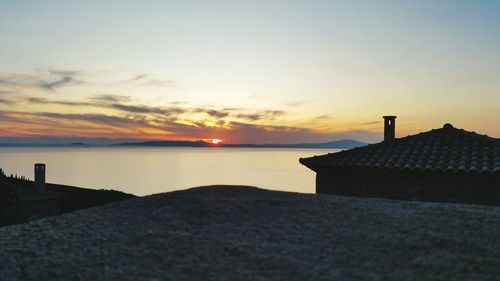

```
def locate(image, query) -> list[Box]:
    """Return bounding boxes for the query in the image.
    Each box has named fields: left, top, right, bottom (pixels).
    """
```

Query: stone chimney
left=383, top=116, right=397, bottom=142
left=34, top=163, right=46, bottom=192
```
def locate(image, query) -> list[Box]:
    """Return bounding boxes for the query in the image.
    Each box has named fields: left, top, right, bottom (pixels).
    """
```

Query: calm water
left=0, top=147, right=338, bottom=196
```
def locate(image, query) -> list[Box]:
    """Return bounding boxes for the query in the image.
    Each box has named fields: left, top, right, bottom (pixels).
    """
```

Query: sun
left=205, top=138, right=223, bottom=144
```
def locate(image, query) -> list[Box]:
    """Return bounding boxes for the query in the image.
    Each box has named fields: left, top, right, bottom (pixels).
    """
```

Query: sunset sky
left=1, top=0, right=499, bottom=144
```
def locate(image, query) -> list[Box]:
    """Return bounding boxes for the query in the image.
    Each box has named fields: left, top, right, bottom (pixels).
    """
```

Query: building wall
left=316, top=168, right=500, bottom=205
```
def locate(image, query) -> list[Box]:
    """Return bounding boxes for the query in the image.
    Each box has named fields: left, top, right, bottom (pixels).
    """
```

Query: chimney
left=34, top=163, right=46, bottom=192
left=383, top=116, right=397, bottom=142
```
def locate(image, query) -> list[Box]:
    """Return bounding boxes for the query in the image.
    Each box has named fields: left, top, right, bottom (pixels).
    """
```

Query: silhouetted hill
left=116, top=139, right=368, bottom=149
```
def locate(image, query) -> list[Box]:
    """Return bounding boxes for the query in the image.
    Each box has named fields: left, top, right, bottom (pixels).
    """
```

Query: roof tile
left=300, top=124, right=500, bottom=175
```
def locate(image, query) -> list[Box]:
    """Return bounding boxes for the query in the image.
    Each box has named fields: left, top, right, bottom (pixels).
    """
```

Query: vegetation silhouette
left=0, top=167, right=135, bottom=227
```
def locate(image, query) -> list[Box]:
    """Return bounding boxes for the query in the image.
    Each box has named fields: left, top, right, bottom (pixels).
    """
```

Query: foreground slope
left=0, top=186, right=499, bottom=281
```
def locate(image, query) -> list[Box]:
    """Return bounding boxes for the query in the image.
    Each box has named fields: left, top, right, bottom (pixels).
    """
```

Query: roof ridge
left=300, top=125, right=500, bottom=175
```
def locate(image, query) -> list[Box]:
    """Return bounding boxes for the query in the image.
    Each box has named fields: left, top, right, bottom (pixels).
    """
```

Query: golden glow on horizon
left=205, top=138, right=223, bottom=144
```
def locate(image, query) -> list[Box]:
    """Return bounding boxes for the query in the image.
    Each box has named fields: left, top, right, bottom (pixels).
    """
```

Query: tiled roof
left=300, top=124, right=500, bottom=175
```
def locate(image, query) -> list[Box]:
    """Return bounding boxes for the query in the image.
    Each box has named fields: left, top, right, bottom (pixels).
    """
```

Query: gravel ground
left=0, top=185, right=499, bottom=281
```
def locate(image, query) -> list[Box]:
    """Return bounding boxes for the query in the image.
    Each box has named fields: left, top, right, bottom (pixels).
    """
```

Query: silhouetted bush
left=0, top=181, right=24, bottom=227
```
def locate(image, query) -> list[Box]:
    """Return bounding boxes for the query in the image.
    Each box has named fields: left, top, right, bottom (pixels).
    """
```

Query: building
left=299, top=116, right=500, bottom=205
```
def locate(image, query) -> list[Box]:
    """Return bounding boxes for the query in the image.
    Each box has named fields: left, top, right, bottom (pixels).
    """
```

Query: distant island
left=68, top=142, right=89, bottom=146
left=115, top=139, right=368, bottom=149
left=0, top=142, right=89, bottom=147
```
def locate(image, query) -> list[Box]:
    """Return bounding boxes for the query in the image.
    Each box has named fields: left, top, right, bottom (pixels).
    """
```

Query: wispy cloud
left=20, top=95, right=183, bottom=116
left=123, top=73, right=175, bottom=87
left=236, top=110, right=285, bottom=121
left=0, top=69, right=84, bottom=92
left=48, top=69, right=82, bottom=76
left=39, top=76, right=80, bottom=91
left=0, top=88, right=381, bottom=143
left=0, top=98, right=16, bottom=105
left=359, top=120, right=379, bottom=126
left=0, top=107, right=378, bottom=144
left=108, top=103, right=186, bottom=116
left=0, top=69, right=179, bottom=98
left=193, top=108, right=230, bottom=119
left=24, top=97, right=93, bottom=107
left=19, top=96, right=289, bottom=122
left=285, top=100, right=311, bottom=107
left=35, top=112, right=153, bottom=128
left=0, top=89, right=13, bottom=95
left=312, top=114, right=331, bottom=120
left=128, top=74, right=148, bottom=81
left=140, top=78, right=175, bottom=87
left=89, top=95, right=131, bottom=103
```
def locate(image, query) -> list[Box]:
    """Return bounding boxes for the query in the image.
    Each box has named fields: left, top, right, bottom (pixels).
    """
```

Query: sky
left=0, top=0, right=499, bottom=144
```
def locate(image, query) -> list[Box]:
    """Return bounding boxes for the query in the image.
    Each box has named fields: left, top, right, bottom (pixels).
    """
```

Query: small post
left=34, top=163, right=46, bottom=192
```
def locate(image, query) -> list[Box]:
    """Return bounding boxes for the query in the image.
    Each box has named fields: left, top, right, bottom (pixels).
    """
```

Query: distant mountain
left=0, top=142, right=90, bottom=147
left=0, top=136, right=138, bottom=146
left=115, top=139, right=368, bottom=149
left=116, top=140, right=212, bottom=147
left=0, top=143, right=70, bottom=147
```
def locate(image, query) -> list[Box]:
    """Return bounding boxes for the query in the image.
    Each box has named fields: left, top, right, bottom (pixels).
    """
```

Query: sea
left=0, top=147, right=339, bottom=196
